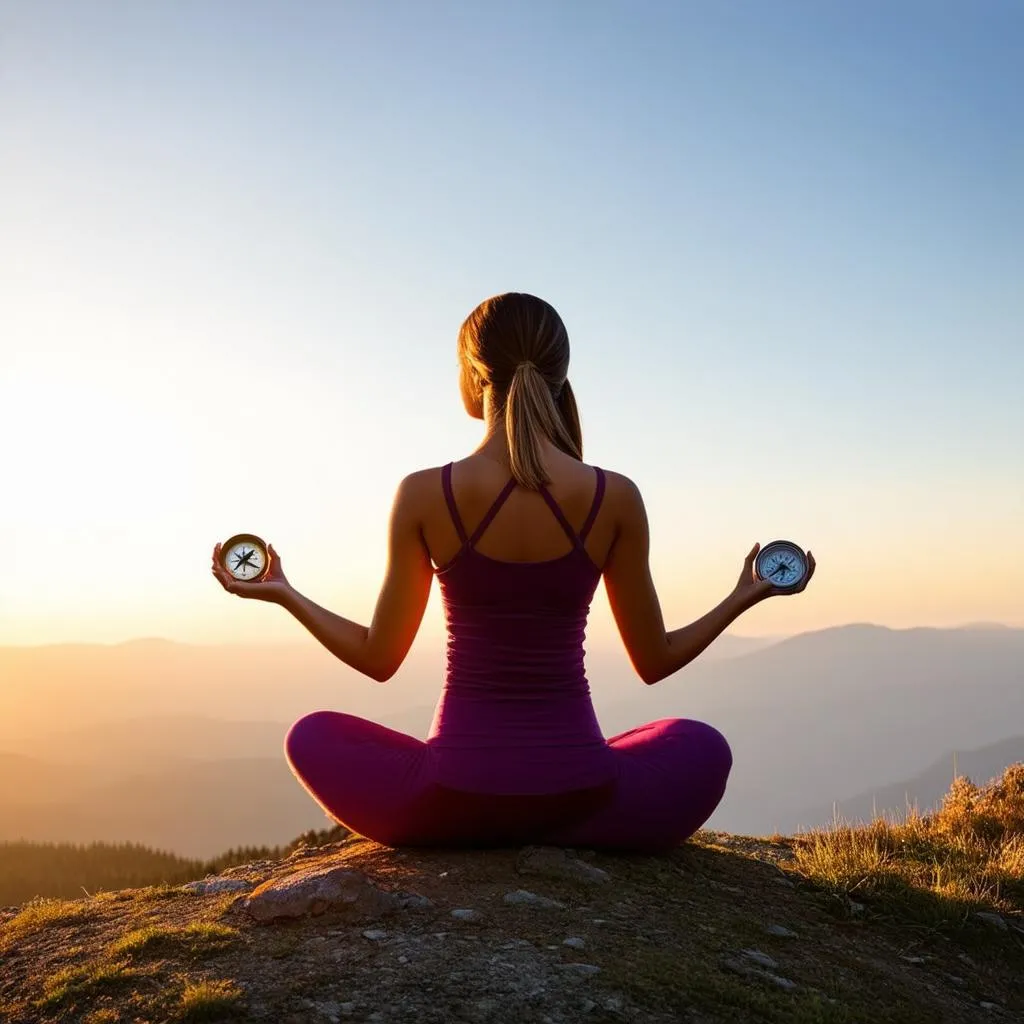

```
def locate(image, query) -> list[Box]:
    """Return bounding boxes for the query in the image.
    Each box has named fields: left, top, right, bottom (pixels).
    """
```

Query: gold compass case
left=221, top=533, right=270, bottom=583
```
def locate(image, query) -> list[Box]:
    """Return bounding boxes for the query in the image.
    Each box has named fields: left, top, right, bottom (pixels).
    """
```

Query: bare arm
left=211, top=473, right=434, bottom=682
left=602, top=476, right=814, bottom=685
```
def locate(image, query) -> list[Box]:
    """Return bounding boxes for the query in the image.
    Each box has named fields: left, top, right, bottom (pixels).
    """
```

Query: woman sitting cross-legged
left=210, top=292, right=814, bottom=852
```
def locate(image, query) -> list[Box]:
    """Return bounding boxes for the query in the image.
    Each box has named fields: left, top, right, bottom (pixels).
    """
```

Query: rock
left=563, top=936, right=586, bottom=949
left=398, top=893, right=433, bottom=910
left=741, top=949, right=779, bottom=970
left=451, top=908, right=481, bottom=922
left=764, top=924, right=798, bottom=939
left=244, top=865, right=398, bottom=923
left=181, top=877, right=254, bottom=895
left=974, top=912, right=1008, bottom=931
left=722, top=956, right=797, bottom=992
left=980, top=1002, right=1000, bottom=1010
left=362, top=928, right=388, bottom=941
left=900, top=955, right=927, bottom=964
left=503, top=889, right=566, bottom=910
left=517, top=846, right=610, bottom=885
left=557, top=963, right=601, bottom=976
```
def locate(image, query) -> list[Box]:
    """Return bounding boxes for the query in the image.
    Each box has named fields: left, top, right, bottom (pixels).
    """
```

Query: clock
left=221, top=534, right=269, bottom=583
left=755, top=540, right=808, bottom=590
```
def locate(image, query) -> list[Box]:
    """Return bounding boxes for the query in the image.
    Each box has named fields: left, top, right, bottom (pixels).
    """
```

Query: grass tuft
left=108, top=921, right=240, bottom=960
left=83, top=1010, right=121, bottom=1023
left=35, top=959, right=147, bottom=1011
left=175, top=978, right=243, bottom=1021
left=0, top=897, right=97, bottom=949
left=793, top=763, right=1024, bottom=926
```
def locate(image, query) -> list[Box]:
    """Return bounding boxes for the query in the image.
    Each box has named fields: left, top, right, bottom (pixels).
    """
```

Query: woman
left=211, top=293, right=814, bottom=852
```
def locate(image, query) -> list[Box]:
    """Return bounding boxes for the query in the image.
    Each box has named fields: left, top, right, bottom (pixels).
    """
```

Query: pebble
left=181, top=877, right=253, bottom=895
left=503, top=889, right=566, bottom=910
left=900, top=955, right=927, bottom=964
left=764, top=924, right=798, bottom=939
left=979, top=1002, right=1000, bottom=1011
left=450, top=908, right=480, bottom=922
left=741, top=949, right=779, bottom=970
left=398, top=894, right=433, bottom=910
left=362, top=929, right=388, bottom=941
left=558, top=963, right=601, bottom=976
left=563, top=936, right=586, bottom=949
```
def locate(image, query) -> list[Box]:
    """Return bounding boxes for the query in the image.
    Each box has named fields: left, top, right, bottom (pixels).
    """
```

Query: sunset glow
left=1, top=2, right=1021, bottom=648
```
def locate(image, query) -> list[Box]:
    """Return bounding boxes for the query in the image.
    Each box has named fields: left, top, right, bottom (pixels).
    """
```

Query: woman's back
left=423, top=454, right=620, bottom=794
left=422, top=453, right=618, bottom=571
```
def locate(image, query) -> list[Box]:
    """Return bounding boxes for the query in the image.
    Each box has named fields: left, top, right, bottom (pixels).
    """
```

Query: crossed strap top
left=426, top=462, right=616, bottom=795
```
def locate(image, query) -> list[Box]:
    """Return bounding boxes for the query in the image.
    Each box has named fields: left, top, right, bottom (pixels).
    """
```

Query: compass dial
left=755, top=540, right=808, bottom=590
left=221, top=534, right=269, bottom=583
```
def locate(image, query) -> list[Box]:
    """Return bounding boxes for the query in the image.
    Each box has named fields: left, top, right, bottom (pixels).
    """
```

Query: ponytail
left=505, top=362, right=582, bottom=489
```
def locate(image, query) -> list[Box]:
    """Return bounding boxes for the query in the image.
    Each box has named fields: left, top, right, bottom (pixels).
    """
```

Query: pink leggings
left=285, top=713, right=731, bottom=853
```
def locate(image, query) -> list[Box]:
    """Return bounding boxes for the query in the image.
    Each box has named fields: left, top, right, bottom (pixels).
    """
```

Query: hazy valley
left=1, top=624, right=1020, bottom=856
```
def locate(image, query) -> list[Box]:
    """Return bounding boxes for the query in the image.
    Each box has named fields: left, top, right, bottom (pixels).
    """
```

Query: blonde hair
left=458, top=293, right=583, bottom=489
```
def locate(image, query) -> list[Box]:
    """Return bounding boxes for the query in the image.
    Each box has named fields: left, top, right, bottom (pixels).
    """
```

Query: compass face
left=755, top=540, right=807, bottom=590
left=222, top=534, right=268, bottom=582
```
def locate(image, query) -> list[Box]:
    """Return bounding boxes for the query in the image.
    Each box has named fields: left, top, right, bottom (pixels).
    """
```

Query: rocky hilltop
left=1, top=831, right=1022, bottom=1023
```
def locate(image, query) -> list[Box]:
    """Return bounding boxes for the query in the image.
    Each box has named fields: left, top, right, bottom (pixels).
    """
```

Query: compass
left=221, top=534, right=269, bottom=583
left=755, top=540, right=808, bottom=590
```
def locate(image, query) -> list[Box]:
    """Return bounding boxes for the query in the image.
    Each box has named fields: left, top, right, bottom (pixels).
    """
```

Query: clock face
left=222, top=534, right=268, bottom=582
left=755, top=541, right=807, bottom=590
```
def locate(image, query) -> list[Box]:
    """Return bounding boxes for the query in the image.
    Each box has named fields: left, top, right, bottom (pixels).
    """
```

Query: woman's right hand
left=733, top=543, right=816, bottom=608
left=210, top=542, right=293, bottom=604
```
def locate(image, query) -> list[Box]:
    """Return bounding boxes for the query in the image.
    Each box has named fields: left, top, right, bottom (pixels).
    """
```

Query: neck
left=475, top=389, right=560, bottom=468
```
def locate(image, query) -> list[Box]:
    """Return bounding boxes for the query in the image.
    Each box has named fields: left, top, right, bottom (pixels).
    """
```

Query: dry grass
left=107, top=921, right=240, bottom=961
left=35, top=959, right=149, bottom=1011
left=0, top=897, right=97, bottom=949
left=174, top=978, right=243, bottom=1021
left=793, top=763, right=1024, bottom=925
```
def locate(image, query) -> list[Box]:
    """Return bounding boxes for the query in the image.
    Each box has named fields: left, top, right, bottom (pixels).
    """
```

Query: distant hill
left=0, top=754, right=328, bottom=859
left=800, top=735, right=1024, bottom=828
left=2, top=624, right=1021, bottom=846
left=597, top=623, right=1024, bottom=835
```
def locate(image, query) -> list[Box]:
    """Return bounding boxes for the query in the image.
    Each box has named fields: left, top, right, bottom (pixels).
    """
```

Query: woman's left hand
left=211, top=542, right=292, bottom=604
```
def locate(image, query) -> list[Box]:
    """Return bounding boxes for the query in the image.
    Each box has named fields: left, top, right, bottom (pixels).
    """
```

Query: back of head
left=458, top=293, right=583, bottom=489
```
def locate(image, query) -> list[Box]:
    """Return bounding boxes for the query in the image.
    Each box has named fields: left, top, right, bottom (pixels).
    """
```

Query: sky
left=1, top=0, right=1021, bottom=648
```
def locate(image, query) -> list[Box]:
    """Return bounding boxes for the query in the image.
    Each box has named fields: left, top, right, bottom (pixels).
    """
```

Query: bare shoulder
left=596, top=468, right=645, bottom=512
left=391, top=466, right=445, bottom=512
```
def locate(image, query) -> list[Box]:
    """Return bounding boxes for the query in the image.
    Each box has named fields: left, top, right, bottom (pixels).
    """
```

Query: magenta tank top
left=426, top=462, right=617, bottom=795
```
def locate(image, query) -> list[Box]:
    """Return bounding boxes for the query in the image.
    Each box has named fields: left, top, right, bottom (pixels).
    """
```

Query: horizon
left=1, top=618, right=1021, bottom=651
